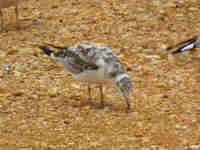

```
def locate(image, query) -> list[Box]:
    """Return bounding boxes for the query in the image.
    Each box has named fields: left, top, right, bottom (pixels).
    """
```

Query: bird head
left=115, top=74, right=132, bottom=109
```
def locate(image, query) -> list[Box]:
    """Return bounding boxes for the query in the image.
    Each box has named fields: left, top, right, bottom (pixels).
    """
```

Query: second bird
left=167, top=34, right=200, bottom=54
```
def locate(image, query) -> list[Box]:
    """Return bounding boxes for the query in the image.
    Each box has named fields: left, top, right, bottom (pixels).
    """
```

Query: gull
left=166, top=34, right=200, bottom=54
left=0, top=0, right=20, bottom=30
left=39, top=43, right=133, bottom=109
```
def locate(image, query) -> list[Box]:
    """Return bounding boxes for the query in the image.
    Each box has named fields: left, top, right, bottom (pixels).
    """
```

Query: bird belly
left=74, top=68, right=112, bottom=84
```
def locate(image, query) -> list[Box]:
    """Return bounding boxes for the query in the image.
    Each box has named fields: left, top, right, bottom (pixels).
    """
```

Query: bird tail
left=39, top=45, right=54, bottom=56
left=166, top=36, right=197, bottom=54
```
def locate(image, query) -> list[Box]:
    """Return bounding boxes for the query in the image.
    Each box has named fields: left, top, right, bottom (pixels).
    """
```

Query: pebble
left=71, top=84, right=81, bottom=89
left=175, top=124, right=187, bottom=129
left=14, top=71, right=21, bottom=77
left=143, top=49, right=155, bottom=55
left=48, top=88, right=58, bottom=97
left=167, top=54, right=175, bottom=62
left=13, top=91, right=24, bottom=97
left=190, top=145, right=200, bottom=149
left=189, top=7, right=199, bottom=11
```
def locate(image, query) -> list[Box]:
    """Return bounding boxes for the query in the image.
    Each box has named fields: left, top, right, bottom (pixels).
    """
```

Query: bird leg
left=88, top=85, right=92, bottom=103
left=0, top=10, right=3, bottom=30
left=15, top=6, right=20, bottom=29
left=126, top=98, right=130, bottom=110
left=99, top=85, right=104, bottom=107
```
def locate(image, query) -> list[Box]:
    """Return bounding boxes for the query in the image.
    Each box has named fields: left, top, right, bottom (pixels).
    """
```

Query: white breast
left=74, top=67, right=112, bottom=84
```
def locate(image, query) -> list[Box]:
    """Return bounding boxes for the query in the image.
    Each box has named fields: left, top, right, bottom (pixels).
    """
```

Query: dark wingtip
left=39, top=46, right=54, bottom=56
left=171, top=49, right=182, bottom=54
left=166, top=46, right=173, bottom=51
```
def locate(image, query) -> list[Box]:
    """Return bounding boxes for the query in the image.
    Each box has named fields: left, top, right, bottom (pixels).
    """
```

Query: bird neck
left=115, top=73, right=129, bottom=83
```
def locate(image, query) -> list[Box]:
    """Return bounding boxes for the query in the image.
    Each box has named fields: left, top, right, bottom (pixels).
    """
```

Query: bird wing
left=72, top=43, right=126, bottom=78
left=39, top=43, right=99, bottom=74
left=39, top=43, right=125, bottom=77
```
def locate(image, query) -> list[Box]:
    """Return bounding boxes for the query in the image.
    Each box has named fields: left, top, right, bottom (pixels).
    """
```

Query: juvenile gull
left=39, top=43, right=132, bottom=109
left=166, top=35, right=200, bottom=54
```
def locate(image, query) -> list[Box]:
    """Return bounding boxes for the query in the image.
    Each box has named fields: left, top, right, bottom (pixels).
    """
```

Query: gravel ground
left=0, top=0, right=200, bottom=150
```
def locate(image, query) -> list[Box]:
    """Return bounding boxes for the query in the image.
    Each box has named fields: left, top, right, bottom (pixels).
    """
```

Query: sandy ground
left=0, top=0, right=200, bottom=149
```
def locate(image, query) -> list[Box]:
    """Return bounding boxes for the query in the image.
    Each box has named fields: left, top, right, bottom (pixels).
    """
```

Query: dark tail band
left=39, top=46, right=54, bottom=56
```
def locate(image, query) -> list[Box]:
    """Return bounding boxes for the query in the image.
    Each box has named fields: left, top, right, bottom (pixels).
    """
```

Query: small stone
left=160, top=44, right=168, bottom=50
left=14, top=71, right=21, bottom=77
left=182, top=138, right=188, bottom=145
left=167, top=54, right=175, bottom=62
left=13, top=91, right=24, bottom=97
left=143, top=49, right=155, bottom=55
left=152, top=0, right=162, bottom=6
left=0, top=71, right=3, bottom=77
left=0, top=85, right=8, bottom=94
left=71, top=84, right=81, bottom=89
left=39, top=72, right=48, bottom=77
left=0, top=51, right=5, bottom=58
left=168, top=79, right=176, bottom=86
left=189, top=7, right=199, bottom=11
left=190, top=145, right=200, bottom=149
left=6, top=49, right=18, bottom=55
left=146, top=64, right=156, bottom=72
left=40, top=141, right=48, bottom=149
left=158, top=146, right=167, bottom=150
left=48, top=88, right=58, bottom=97
left=129, top=111, right=139, bottom=118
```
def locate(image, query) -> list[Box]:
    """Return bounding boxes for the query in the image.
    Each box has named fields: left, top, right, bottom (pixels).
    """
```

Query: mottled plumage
left=39, top=43, right=132, bottom=109
left=167, top=35, right=200, bottom=54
